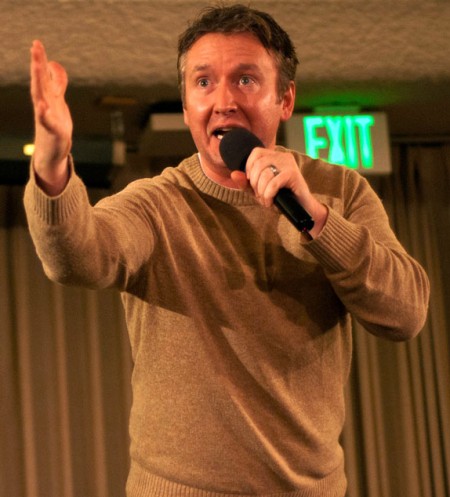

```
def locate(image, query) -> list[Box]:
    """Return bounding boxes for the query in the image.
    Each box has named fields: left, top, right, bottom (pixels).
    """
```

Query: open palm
left=30, top=40, right=73, bottom=174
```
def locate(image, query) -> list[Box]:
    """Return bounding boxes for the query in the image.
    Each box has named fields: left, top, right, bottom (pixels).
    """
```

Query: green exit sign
left=285, top=111, right=392, bottom=174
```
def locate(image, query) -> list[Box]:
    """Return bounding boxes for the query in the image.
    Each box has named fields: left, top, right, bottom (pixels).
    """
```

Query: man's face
left=182, top=32, right=295, bottom=183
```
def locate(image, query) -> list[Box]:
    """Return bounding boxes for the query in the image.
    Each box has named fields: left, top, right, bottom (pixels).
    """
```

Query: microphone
left=219, top=128, right=314, bottom=232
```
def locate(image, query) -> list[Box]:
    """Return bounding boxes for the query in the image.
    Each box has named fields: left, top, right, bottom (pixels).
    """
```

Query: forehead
left=183, top=32, right=277, bottom=73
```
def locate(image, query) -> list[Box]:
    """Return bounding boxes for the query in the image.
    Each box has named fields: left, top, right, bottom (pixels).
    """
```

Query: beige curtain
left=1, top=144, right=449, bottom=497
left=343, top=143, right=450, bottom=497
left=0, top=188, right=132, bottom=497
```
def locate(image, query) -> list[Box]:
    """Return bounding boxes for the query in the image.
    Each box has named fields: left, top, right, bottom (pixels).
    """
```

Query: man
left=25, top=4, right=430, bottom=497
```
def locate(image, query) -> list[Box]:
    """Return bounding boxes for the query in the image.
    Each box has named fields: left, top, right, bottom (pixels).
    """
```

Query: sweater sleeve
left=304, top=171, right=430, bottom=341
left=23, top=157, right=158, bottom=291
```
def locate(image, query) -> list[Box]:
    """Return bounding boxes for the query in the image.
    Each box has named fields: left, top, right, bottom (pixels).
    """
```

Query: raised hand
left=30, top=40, right=73, bottom=195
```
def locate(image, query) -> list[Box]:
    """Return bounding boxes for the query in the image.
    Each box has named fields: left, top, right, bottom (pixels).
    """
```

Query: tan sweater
left=24, top=150, right=429, bottom=497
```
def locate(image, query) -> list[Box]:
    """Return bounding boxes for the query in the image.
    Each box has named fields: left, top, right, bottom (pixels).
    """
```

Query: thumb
left=230, top=170, right=249, bottom=191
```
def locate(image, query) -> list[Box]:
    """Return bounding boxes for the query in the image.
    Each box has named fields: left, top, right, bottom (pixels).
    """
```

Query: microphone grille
left=219, top=128, right=264, bottom=171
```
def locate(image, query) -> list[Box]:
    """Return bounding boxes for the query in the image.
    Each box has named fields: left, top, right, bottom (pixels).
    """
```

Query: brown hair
left=177, top=3, right=299, bottom=103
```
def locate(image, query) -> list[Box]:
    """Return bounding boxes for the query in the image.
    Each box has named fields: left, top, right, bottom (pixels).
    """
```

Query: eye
left=239, top=75, right=254, bottom=86
left=197, top=78, right=209, bottom=88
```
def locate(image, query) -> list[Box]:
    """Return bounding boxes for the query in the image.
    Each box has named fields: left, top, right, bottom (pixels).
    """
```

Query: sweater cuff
left=24, top=155, right=88, bottom=225
left=303, top=207, right=366, bottom=273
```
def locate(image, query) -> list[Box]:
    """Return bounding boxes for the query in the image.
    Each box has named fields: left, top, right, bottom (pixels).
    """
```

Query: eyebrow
left=191, top=64, right=210, bottom=73
left=191, top=63, right=262, bottom=74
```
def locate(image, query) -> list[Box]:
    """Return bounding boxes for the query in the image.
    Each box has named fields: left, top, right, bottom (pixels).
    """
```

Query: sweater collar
left=181, top=153, right=258, bottom=206
left=181, top=147, right=299, bottom=206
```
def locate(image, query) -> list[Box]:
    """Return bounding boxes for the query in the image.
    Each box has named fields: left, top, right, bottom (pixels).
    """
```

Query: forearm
left=24, top=158, right=153, bottom=290
left=304, top=203, right=430, bottom=341
left=32, top=154, right=70, bottom=196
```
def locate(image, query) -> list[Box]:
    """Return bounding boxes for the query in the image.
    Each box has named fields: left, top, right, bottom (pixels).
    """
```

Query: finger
left=247, top=153, right=277, bottom=199
left=31, top=43, right=68, bottom=102
left=30, top=40, right=49, bottom=110
left=246, top=150, right=282, bottom=190
left=260, top=166, right=279, bottom=189
left=30, top=39, right=48, bottom=69
left=48, top=61, right=69, bottom=97
left=255, top=168, right=279, bottom=207
left=261, top=173, right=282, bottom=207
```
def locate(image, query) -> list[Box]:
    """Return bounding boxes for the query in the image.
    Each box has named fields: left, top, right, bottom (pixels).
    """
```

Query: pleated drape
left=0, top=187, right=132, bottom=497
left=1, top=144, right=449, bottom=497
left=343, top=143, right=450, bottom=497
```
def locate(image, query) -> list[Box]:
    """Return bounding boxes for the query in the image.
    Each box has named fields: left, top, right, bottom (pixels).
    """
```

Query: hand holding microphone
left=219, top=128, right=315, bottom=233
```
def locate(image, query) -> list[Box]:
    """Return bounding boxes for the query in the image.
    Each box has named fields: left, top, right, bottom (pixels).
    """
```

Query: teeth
left=214, top=128, right=232, bottom=140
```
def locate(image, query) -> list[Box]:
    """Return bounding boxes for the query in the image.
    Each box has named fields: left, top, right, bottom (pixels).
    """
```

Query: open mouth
left=212, top=128, right=235, bottom=140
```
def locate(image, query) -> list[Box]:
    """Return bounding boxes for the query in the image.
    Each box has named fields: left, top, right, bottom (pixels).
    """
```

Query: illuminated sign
left=285, top=111, right=392, bottom=174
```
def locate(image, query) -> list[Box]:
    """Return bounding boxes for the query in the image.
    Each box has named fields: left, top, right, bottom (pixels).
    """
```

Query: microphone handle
left=274, top=188, right=315, bottom=233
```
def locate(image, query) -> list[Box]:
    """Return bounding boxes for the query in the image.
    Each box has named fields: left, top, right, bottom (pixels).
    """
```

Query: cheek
left=248, top=93, right=281, bottom=117
left=183, top=108, right=189, bottom=127
left=184, top=97, right=210, bottom=127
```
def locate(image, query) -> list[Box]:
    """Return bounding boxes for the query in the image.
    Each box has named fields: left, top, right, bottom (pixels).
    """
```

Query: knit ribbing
left=127, top=461, right=348, bottom=497
left=182, top=153, right=258, bottom=206
left=25, top=157, right=88, bottom=225
left=304, top=208, right=365, bottom=273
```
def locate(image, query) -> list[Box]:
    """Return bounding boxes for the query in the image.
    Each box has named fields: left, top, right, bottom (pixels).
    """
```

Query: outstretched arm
left=30, top=40, right=73, bottom=196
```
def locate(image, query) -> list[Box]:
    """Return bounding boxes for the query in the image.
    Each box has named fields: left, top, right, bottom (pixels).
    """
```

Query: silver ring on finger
left=268, top=165, right=280, bottom=177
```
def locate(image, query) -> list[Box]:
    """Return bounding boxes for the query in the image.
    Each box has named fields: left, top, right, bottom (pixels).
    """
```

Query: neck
left=198, top=154, right=241, bottom=190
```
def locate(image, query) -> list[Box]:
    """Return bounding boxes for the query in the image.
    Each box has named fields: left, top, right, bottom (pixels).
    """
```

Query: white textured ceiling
left=2, top=0, right=450, bottom=150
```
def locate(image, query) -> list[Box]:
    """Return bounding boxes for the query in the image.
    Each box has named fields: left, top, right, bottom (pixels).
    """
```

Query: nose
left=214, top=82, right=238, bottom=115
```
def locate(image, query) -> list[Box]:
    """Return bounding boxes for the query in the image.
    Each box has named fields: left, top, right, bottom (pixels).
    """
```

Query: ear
left=280, top=81, right=296, bottom=122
